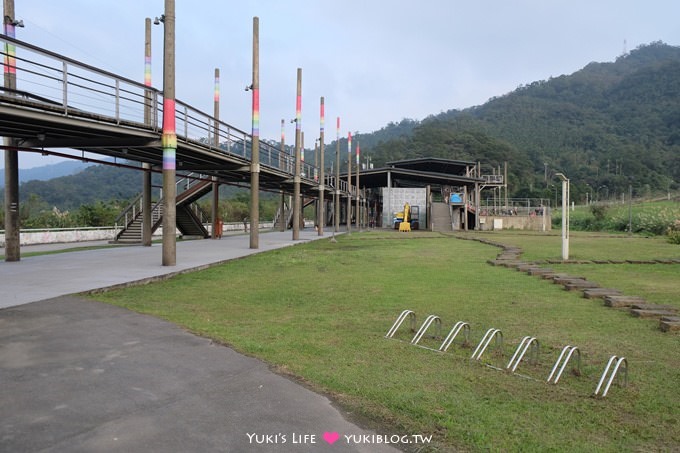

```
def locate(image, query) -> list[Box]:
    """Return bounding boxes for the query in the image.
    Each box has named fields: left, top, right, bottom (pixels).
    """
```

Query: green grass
left=93, top=231, right=680, bottom=452
left=468, top=229, right=680, bottom=262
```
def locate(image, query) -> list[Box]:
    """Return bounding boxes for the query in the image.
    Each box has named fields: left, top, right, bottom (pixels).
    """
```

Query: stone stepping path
left=582, top=288, right=622, bottom=299
left=473, top=237, right=679, bottom=333
left=660, top=316, right=680, bottom=332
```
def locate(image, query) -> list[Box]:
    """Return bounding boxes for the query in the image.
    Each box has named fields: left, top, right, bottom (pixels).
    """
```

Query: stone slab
left=629, top=303, right=678, bottom=312
left=563, top=280, right=600, bottom=291
left=542, top=273, right=572, bottom=280
left=604, top=295, right=647, bottom=308
left=630, top=309, right=678, bottom=318
left=660, top=316, right=680, bottom=323
left=582, top=288, right=622, bottom=299
left=527, top=268, right=554, bottom=276
left=552, top=276, right=587, bottom=284
left=659, top=321, right=680, bottom=332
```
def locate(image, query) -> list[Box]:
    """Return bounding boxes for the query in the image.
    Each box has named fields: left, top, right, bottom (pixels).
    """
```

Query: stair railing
left=113, top=193, right=143, bottom=239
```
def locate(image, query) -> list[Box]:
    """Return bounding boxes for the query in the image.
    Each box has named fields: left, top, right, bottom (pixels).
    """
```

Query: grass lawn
left=93, top=230, right=680, bottom=452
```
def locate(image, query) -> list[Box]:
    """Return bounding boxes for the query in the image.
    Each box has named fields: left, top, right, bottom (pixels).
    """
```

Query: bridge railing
left=0, top=36, right=318, bottom=182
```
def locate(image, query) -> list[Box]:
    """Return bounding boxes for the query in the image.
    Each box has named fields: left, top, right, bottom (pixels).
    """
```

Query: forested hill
left=366, top=41, right=680, bottom=199
left=5, top=42, right=679, bottom=209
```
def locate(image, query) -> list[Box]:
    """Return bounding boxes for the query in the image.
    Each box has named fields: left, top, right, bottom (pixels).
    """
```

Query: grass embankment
left=94, top=231, right=680, bottom=451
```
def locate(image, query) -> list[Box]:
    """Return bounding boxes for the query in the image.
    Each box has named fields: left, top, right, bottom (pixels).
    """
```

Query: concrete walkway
left=1, top=230, right=333, bottom=309
left=1, top=230, right=403, bottom=453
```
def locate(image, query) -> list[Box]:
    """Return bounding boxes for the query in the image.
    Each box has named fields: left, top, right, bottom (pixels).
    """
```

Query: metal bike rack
left=411, top=315, right=442, bottom=345
left=506, top=336, right=539, bottom=373
left=547, top=345, right=581, bottom=384
left=594, top=355, right=628, bottom=397
left=385, top=310, right=416, bottom=338
left=439, top=321, right=470, bottom=352
left=470, top=328, right=503, bottom=361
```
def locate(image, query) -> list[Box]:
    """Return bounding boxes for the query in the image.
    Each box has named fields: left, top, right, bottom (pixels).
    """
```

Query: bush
left=590, top=203, right=608, bottom=221
left=667, top=220, right=680, bottom=244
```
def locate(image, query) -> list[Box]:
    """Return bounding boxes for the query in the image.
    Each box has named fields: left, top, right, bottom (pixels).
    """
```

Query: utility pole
left=212, top=67, right=220, bottom=239
left=292, top=68, right=302, bottom=240
left=3, top=0, right=21, bottom=262
left=249, top=17, right=260, bottom=249
left=318, top=97, right=325, bottom=236
left=334, top=117, right=340, bottom=233
left=142, top=17, right=152, bottom=246
left=161, top=0, right=177, bottom=266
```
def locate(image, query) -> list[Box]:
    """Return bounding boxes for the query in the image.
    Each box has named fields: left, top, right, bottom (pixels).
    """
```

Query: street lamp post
left=555, top=173, right=570, bottom=260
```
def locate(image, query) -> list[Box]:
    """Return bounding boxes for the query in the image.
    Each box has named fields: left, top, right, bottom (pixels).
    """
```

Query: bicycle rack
left=439, top=321, right=471, bottom=352
left=470, top=328, right=503, bottom=361
left=506, top=336, right=539, bottom=373
left=547, top=345, right=581, bottom=384
left=385, top=310, right=416, bottom=338
left=594, top=355, right=628, bottom=397
left=411, top=315, right=442, bottom=345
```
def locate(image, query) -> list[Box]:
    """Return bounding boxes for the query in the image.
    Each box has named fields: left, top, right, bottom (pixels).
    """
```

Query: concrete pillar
left=142, top=18, right=153, bottom=247
left=212, top=68, right=220, bottom=239
left=355, top=139, right=360, bottom=231
left=292, top=68, right=302, bottom=240
left=334, top=117, right=340, bottom=233
left=279, top=119, right=285, bottom=232
left=3, top=0, right=20, bottom=261
left=249, top=17, right=260, bottom=249
left=161, top=0, right=177, bottom=266
left=318, top=97, right=325, bottom=236
left=346, top=132, right=352, bottom=234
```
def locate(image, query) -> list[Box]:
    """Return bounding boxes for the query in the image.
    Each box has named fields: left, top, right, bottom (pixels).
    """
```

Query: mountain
left=365, top=41, right=680, bottom=200
left=10, top=164, right=148, bottom=210
left=4, top=42, right=679, bottom=209
left=0, top=160, right=93, bottom=185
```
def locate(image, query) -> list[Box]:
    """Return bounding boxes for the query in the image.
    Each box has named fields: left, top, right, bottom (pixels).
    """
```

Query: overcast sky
left=5, top=0, right=680, bottom=168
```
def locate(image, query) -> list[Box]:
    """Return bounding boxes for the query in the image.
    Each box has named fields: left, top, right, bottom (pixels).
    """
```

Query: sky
left=4, top=0, right=680, bottom=168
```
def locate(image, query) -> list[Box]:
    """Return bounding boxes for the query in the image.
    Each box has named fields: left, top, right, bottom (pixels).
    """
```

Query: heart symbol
left=322, top=432, right=340, bottom=445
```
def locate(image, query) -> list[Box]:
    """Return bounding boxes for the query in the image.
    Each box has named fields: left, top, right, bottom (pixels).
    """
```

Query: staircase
left=113, top=175, right=212, bottom=243
left=431, top=202, right=453, bottom=232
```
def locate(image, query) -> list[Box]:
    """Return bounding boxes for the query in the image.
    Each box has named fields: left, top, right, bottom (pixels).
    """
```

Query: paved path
left=1, top=230, right=331, bottom=309
left=1, top=231, right=402, bottom=452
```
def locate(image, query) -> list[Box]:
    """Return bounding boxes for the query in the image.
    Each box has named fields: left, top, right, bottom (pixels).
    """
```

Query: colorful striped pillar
left=249, top=16, right=260, bottom=249
left=161, top=0, right=177, bottom=266
left=142, top=17, right=153, bottom=247
left=318, top=96, right=325, bottom=236
left=356, top=139, right=360, bottom=230
left=3, top=1, right=20, bottom=262
left=292, top=68, right=302, bottom=240
left=334, top=117, right=340, bottom=233
left=347, top=131, right=352, bottom=233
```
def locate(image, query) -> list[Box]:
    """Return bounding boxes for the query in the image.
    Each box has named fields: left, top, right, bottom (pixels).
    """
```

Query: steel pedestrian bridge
left=0, top=35, right=348, bottom=197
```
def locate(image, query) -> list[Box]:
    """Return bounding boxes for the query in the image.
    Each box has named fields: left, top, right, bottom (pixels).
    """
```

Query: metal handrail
left=0, top=35, right=319, bottom=182
left=114, top=193, right=143, bottom=227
